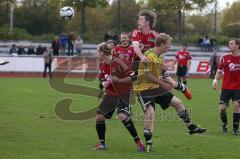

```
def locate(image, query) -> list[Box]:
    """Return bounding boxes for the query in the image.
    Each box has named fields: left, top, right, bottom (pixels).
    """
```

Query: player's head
left=97, top=42, right=113, bottom=61
left=138, top=10, right=156, bottom=30
left=106, top=39, right=117, bottom=49
left=229, top=38, right=240, bottom=52
left=182, top=43, right=188, bottom=51
left=154, top=33, right=172, bottom=54
left=120, top=32, right=130, bottom=47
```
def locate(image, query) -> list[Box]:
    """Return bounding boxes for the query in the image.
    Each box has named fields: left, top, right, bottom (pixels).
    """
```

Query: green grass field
left=1, top=78, right=240, bottom=159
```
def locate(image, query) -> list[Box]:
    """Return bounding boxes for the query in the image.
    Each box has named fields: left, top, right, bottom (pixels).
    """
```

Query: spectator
left=17, top=45, right=26, bottom=55
left=60, top=32, right=68, bottom=55
left=52, top=36, right=60, bottom=56
left=43, top=47, right=53, bottom=78
left=209, top=48, right=220, bottom=79
left=74, top=35, right=84, bottom=56
left=68, top=32, right=75, bottom=56
left=9, top=44, right=17, bottom=55
left=27, top=45, right=35, bottom=55
left=201, top=35, right=212, bottom=52
left=210, top=38, right=219, bottom=51
left=36, top=44, right=45, bottom=55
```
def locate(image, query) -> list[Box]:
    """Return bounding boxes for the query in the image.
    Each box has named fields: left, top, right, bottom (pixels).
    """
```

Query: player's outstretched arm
left=132, top=42, right=148, bottom=62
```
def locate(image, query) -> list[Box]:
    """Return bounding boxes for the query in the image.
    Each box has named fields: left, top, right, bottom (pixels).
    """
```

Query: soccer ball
left=60, top=6, right=74, bottom=20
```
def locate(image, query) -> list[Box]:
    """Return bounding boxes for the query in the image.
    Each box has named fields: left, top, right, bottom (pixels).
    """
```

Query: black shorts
left=137, top=88, right=174, bottom=112
left=220, top=89, right=240, bottom=105
left=96, top=92, right=131, bottom=119
left=176, top=65, right=187, bottom=77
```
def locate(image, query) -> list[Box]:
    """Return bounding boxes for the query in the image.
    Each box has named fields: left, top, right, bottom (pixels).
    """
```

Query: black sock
left=96, top=121, right=106, bottom=145
left=183, top=81, right=187, bottom=86
left=122, top=118, right=140, bottom=142
left=233, top=113, right=240, bottom=130
left=144, top=128, right=152, bottom=144
left=178, top=109, right=191, bottom=125
left=220, top=111, right=227, bottom=126
left=174, top=81, right=186, bottom=92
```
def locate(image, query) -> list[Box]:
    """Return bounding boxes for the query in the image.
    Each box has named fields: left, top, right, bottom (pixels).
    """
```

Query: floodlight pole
left=10, top=3, right=14, bottom=32
left=117, top=0, right=121, bottom=32
left=214, top=0, right=217, bottom=34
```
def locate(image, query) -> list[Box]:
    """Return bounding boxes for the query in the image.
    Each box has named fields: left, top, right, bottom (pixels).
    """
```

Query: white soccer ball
left=60, top=6, right=74, bottom=20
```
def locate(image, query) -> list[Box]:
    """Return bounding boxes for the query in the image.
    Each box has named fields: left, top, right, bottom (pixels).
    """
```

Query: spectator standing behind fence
left=27, top=45, right=35, bottom=55
left=201, top=35, right=212, bottom=52
left=68, top=32, right=75, bottom=56
left=209, top=48, right=220, bottom=79
left=52, top=36, right=60, bottom=56
left=9, top=44, right=17, bottom=55
left=74, top=36, right=83, bottom=56
left=17, top=45, right=26, bottom=55
left=43, top=47, right=53, bottom=78
left=60, top=32, right=68, bottom=55
left=36, top=44, right=44, bottom=55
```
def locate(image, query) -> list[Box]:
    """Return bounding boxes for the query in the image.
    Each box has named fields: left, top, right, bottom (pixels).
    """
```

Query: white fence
left=0, top=56, right=211, bottom=74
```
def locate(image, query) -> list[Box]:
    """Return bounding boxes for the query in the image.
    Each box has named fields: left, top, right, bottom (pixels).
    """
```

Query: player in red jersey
left=98, top=40, right=117, bottom=99
left=212, top=38, right=240, bottom=135
left=130, top=10, right=191, bottom=99
left=131, top=10, right=158, bottom=65
left=174, top=43, right=192, bottom=86
left=113, top=32, right=135, bottom=63
left=94, top=42, right=145, bottom=151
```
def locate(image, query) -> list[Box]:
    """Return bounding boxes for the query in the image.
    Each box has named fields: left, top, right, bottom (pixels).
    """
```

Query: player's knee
left=118, top=113, right=128, bottom=121
left=219, top=104, right=227, bottom=112
left=96, top=114, right=105, bottom=122
left=233, top=101, right=240, bottom=112
left=171, top=97, right=184, bottom=109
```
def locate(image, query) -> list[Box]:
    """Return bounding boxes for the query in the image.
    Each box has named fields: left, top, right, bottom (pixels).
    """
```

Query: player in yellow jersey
left=134, top=33, right=206, bottom=152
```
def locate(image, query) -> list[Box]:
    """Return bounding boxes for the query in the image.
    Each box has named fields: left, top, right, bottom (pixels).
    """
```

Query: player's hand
left=212, top=79, right=218, bottom=90
left=140, top=55, right=149, bottom=62
left=102, top=81, right=111, bottom=87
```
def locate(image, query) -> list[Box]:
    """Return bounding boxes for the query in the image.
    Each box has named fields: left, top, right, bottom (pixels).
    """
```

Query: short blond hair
left=139, top=10, right=157, bottom=29
left=155, top=33, right=173, bottom=47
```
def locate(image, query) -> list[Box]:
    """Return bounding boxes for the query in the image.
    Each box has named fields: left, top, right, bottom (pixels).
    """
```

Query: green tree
left=148, top=0, right=214, bottom=41
left=187, top=14, right=213, bottom=35
left=109, top=0, right=140, bottom=32
left=220, top=1, right=240, bottom=37
left=61, top=0, right=108, bottom=35
left=14, top=0, right=64, bottom=35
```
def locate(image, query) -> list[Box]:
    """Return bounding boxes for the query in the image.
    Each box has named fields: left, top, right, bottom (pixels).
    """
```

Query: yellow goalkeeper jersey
left=133, top=48, right=164, bottom=92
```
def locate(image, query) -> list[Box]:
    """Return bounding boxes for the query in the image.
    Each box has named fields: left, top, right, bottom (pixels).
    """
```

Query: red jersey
left=175, top=50, right=192, bottom=66
left=113, top=45, right=135, bottom=62
left=218, top=53, right=240, bottom=90
left=99, top=57, right=133, bottom=96
left=131, top=29, right=159, bottom=58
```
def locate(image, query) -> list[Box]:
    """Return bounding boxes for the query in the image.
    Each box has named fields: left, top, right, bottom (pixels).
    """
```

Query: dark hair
left=139, top=10, right=157, bottom=29
left=182, top=43, right=188, bottom=47
left=230, top=38, right=240, bottom=49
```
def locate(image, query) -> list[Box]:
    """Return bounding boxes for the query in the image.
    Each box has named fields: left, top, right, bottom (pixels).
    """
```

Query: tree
left=148, top=0, right=214, bottom=41
left=220, top=1, right=240, bottom=37
left=109, top=0, right=140, bottom=32
left=60, top=0, right=108, bottom=35
left=187, top=14, right=213, bottom=35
